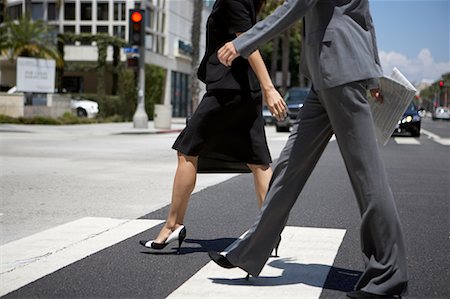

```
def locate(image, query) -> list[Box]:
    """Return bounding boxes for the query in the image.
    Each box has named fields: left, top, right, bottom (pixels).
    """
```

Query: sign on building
left=16, top=57, right=56, bottom=93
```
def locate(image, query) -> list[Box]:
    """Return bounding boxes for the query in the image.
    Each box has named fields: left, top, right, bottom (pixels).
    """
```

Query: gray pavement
left=0, top=119, right=288, bottom=245
left=1, top=117, right=448, bottom=298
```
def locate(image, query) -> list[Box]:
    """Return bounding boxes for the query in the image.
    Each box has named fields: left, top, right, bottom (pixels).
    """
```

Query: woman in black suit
left=140, top=0, right=286, bottom=252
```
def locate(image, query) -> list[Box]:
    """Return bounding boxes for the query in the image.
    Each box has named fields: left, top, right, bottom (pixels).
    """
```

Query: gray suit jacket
left=233, top=0, right=383, bottom=90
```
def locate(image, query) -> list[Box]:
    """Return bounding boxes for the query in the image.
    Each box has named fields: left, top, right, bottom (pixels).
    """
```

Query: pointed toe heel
left=139, top=225, right=186, bottom=253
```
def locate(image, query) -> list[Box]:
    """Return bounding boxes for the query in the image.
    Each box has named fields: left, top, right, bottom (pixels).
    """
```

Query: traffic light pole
left=133, top=43, right=148, bottom=129
left=132, top=7, right=148, bottom=129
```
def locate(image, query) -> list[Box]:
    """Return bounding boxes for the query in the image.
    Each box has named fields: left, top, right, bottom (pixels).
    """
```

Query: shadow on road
left=210, top=259, right=362, bottom=292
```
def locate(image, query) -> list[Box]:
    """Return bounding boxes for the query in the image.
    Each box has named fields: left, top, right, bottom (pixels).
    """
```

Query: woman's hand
left=218, top=42, right=239, bottom=66
left=263, top=87, right=287, bottom=121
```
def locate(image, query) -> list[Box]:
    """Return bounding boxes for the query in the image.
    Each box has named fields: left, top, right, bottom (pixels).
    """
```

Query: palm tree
left=190, top=0, right=203, bottom=113
left=0, top=15, right=63, bottom=67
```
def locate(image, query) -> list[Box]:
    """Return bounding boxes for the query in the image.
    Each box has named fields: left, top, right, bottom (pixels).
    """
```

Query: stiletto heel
left=177, top=227, right=187, bottom=254
left=139, top=225, right=187, bottom=253
left=270, top=235, right=282, bottom=257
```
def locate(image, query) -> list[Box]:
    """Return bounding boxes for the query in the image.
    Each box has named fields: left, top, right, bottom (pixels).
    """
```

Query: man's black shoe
left=208, top=251, right=236, bottom=269
left=347, top=290, right=401, bottom=299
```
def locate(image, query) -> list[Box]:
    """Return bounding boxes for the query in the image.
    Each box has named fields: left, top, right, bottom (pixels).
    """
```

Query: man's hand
left=370, top=88, right=384, bottom=104
left=263, top=87, right=287, bottom=121
left=218, top=42, right=240, bottom=66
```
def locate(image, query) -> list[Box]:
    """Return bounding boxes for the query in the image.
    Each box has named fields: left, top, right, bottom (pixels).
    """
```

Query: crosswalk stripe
left=421, top=129, right=450, bottom=146
left=167, top=226, right=346, bottom=299
left=394, top=137, right=421, bottom=145
left=0, top=217, right=163, bottom=296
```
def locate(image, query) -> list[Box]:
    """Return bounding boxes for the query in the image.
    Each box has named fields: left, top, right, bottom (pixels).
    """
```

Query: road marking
left=168, top=226, right=346, bottom=299
left=271, top=134, right=336, bottom=142
left=394, top=137, right=421, bottom=145
left=421, top=129, right=450, bottom=146
left=0, top=217, right=164, bottom=296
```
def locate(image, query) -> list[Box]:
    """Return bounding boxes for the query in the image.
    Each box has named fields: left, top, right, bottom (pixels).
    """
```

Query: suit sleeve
left=233, top=0, right=319, bottom=58
left=225, top=0, right=253, bottom=35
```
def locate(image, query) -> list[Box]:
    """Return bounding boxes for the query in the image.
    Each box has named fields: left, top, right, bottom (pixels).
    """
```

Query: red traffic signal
left=129, top=9, right=145, bottom=46
left=439, top=81, right=444, bottom=88
left=131, top=11, right=143, bottom=23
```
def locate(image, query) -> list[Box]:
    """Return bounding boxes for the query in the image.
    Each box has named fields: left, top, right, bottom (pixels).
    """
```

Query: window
left=8, top=4, right=22, bottom=20
left=97, top=3, right=109, bottom=20
left=64, top=3, right=75, bottom=20
left=171, top=71, right=191, bottom=117
left=80, top=3, right=92, bottom=20
left=146, top=34, right=154, bottom=51
left=114, top=2, right=125, bottom=21
left=156, top=36, right=165, bottom=55
left=64, top=25, right=75, bottom=33
left=80, top=25, right=91, bottom=33
left=48, top=3, right=57, bottom=20
left=97, top=26, right=109, bottom=34
left=160, top=12, right=165, bottom=32
left=31, top=3, right=44, bottom=20
left=113, top=26, right=126, bottom=39
left=146, top=8, right=153, bottom=28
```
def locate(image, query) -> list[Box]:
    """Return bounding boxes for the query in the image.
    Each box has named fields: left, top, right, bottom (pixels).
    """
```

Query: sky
left=369, top=0, right=450, bottom=84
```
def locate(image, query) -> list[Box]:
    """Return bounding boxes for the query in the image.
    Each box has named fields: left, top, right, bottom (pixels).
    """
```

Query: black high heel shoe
left=209, top=251, right=252, bottom=281
left=140, top=225, right=187, bottom=254
left=270, top=235, right=282, bottom=257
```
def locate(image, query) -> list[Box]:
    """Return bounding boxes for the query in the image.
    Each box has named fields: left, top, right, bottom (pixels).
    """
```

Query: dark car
left=276, top=87, right=310, bottom=132
left=262, top=105, right=276, bottom=125
left=394, top=102, right=421, bottom=137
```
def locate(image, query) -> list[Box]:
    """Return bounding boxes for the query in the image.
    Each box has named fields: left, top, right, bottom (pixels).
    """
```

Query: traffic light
left=128, top=9, right=145, bottom=46
left=439, top=81, right=444, bottom=88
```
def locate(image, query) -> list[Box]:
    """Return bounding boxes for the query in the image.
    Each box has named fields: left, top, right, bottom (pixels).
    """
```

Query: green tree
left=419, top=73, right=450, bottom=110
left=0, top=15, right=63, bottom=67
left=259, top=0, right=305, bottom=90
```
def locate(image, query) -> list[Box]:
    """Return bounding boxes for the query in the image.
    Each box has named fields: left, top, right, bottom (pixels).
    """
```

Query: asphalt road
left=1, top=117, right=449, bottom=298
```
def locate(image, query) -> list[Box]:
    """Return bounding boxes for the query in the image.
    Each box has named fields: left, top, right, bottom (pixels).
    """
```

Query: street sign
left=123, top=47, right=139, bottom=54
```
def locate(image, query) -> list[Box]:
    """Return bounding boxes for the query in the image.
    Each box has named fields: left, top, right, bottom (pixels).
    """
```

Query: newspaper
left=370, top=67, right=417, bottom=146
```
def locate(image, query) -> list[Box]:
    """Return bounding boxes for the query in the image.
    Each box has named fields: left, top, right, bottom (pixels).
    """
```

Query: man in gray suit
left=208, top=0, right=408, bottom=298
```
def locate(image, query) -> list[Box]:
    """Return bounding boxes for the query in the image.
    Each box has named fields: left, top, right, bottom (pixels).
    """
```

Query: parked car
left=262, top=105, right=275, bottom=125
left=393, top=102, right=421, bottom=137
left=275, top=87, right=310, bottom=132
left=432, top=106, right=450, bottom=120
left=70, top=98, right=99, bottom=118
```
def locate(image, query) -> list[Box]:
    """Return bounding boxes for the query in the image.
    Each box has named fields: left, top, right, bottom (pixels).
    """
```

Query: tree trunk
left=189, top=0, right=203, bottom=114
left=112, top=45, right=120, bottom=95
left=25, top=0, right=32, bottom=17
left=281, top=30, right=290, bottom=95
left=270, top=37, right=279, bottom=86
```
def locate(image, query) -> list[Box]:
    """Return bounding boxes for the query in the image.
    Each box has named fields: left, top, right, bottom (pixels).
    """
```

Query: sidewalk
left=0, top=117, right=187, bottom=135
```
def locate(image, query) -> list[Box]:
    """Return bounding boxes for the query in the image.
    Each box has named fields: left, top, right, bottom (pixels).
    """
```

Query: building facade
left=1, top=0, right=213, bottom=117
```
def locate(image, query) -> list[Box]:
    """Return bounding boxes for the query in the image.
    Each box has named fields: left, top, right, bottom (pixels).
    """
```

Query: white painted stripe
left=421, top=129, right=441, bottom=140
left=394, top=137, right=420, bottom=145
left=0, top=217, right=163, bottom=296
left=421, top=129, right=450, bottom=146
left=168, top=226, right=346, bottom=299
left=271, top=134, right=336, bottom=142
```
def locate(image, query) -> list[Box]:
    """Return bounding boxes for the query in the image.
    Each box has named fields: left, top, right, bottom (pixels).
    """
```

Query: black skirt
left=172, top=90, right=272, bottom=167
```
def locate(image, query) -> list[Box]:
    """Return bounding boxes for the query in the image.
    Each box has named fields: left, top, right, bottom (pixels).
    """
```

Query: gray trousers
left=226, top=81, right=408, bottom=295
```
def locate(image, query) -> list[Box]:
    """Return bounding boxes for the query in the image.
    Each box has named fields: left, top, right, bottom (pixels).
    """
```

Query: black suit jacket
left=197, top=0, right=261, bottom=92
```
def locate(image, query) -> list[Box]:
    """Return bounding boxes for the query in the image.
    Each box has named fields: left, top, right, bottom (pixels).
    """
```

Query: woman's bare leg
left=153, top=152, right=198, bottom=244
left=247, top=163, right=272, bottom=209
